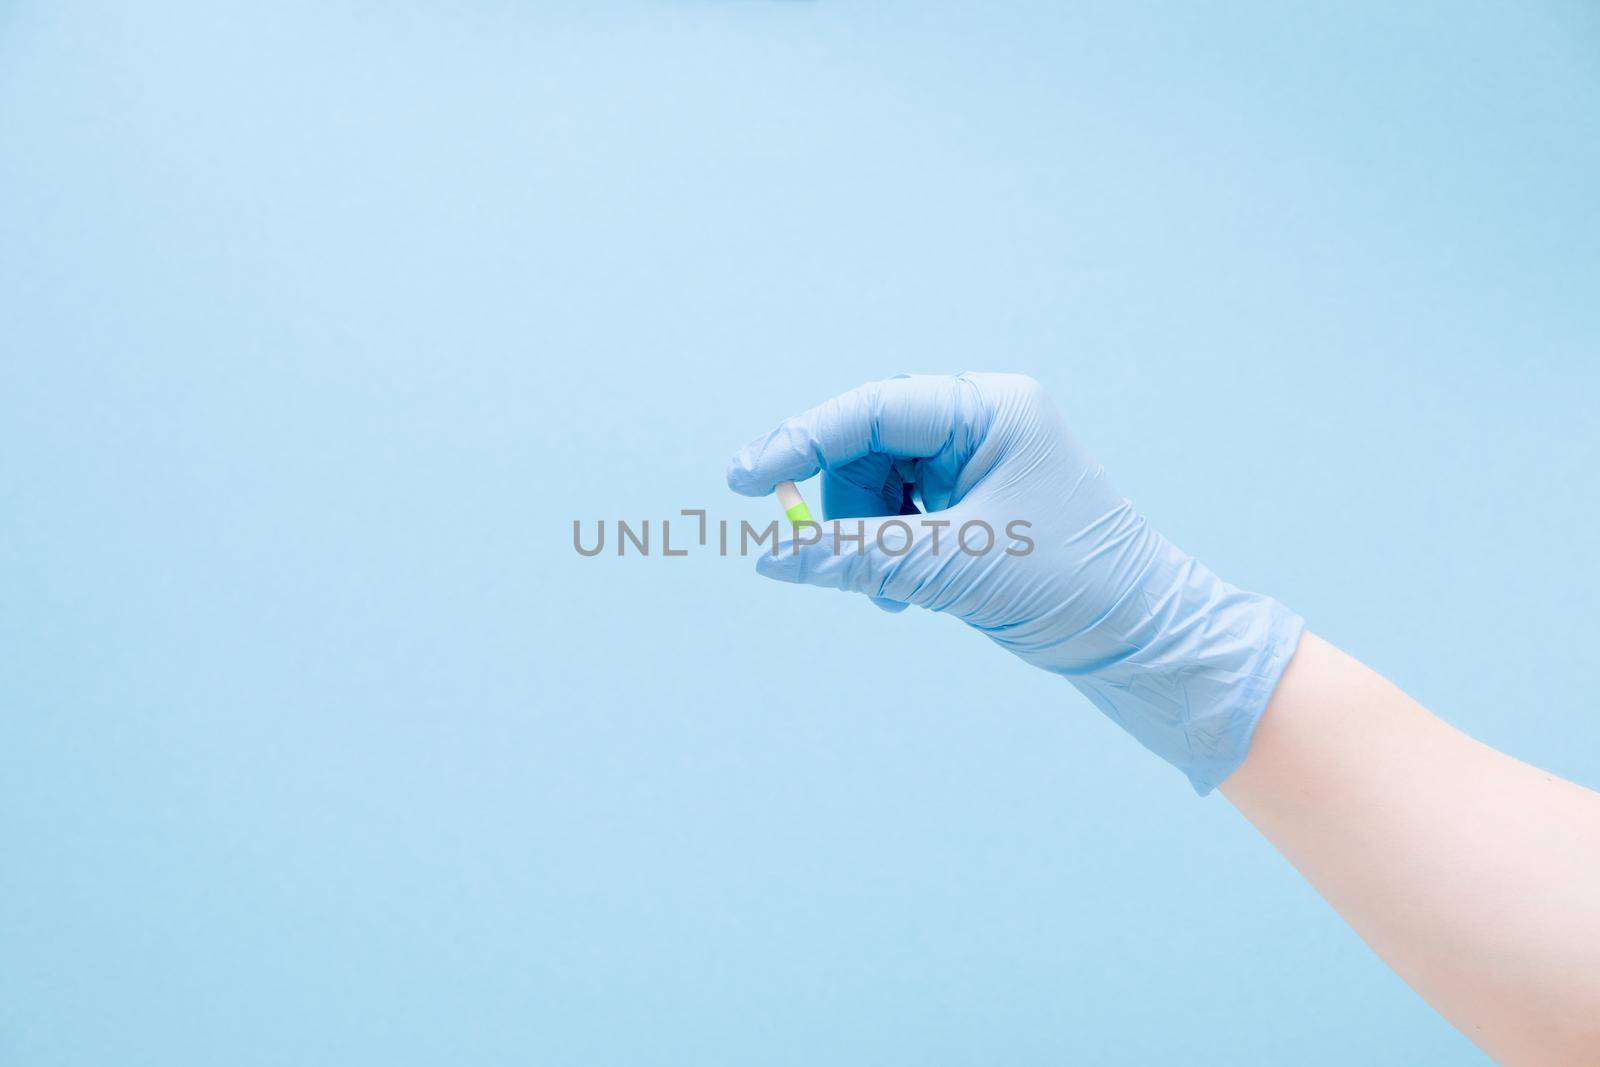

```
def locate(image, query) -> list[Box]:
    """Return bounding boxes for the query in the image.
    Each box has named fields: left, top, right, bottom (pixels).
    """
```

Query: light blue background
left=3, top=2, right=1598, bottom=1064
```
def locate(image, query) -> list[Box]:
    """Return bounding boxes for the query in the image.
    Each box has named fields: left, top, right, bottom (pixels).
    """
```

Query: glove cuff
left=1062, top=545, right=1306, bottom=795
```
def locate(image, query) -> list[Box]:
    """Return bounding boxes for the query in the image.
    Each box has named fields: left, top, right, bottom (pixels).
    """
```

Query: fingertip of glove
left=724, top=451, right=759, bottom=495
left=753, top=546, right=801, bottom=582
left=726, top=439, right=783, bottom=497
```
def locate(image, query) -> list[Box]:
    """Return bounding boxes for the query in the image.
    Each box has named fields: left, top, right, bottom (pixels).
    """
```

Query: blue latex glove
left=725, top=372, right=1304, bottom=795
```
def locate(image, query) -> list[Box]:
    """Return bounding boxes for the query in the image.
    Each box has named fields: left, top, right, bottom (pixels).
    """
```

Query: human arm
left=1225, top=632, right=1600, bottom=1065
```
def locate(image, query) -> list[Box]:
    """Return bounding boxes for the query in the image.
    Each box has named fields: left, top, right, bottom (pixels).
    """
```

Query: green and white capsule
left=774, top=480, right=814, bottom=525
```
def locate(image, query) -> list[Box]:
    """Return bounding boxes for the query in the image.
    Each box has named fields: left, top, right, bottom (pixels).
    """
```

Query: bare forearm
left=1223, top=633, right=1600, bottom=1065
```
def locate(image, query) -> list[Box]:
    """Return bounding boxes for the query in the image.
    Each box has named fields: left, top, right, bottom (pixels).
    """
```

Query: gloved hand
left=725, top=372, right=1304, bottom=794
